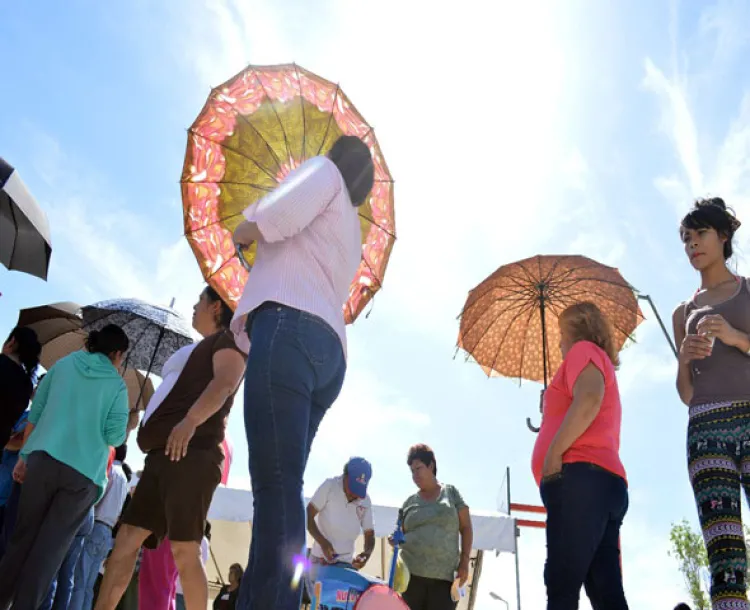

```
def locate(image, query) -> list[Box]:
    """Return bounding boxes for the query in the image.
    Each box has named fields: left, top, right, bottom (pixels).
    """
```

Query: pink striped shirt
left=230, top=156, right=361, bottom=357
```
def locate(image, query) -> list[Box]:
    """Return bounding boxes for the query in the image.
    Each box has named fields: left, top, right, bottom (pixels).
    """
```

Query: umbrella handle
left=235, top=244, right=252, bottom=272
left=526, top=388, right=544, bottom=432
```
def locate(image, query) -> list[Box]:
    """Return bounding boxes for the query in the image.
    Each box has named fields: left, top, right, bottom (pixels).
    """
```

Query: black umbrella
left=0, top=157, right=52, bottom=280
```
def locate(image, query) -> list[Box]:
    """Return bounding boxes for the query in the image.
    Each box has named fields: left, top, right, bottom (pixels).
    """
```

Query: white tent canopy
left=208, top=486, right=517, bottom=554
left=205, top=486, right=517, bottom=609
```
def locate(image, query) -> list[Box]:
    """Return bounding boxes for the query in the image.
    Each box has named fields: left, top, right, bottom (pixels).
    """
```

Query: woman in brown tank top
left=673, top=197, right=750, bottom=608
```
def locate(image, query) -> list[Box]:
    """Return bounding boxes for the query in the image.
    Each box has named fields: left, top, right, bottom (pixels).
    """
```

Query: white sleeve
left=361, top=497, right=374, bottom=532
left=248, top=157, right=340, bottom=243
left=310, top=478, right=332, bottom=511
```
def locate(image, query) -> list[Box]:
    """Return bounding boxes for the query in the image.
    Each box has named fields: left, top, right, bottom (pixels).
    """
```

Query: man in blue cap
left=306, top=457, right=374, bottom=577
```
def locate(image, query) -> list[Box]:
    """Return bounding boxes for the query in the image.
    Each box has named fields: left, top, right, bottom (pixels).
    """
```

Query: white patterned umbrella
left=81, top=298, right=194, bottom=377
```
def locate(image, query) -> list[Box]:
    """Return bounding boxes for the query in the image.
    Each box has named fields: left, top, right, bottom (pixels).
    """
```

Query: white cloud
left=643, top=29, right=750, bottom=271
left=23, top=123, right=206, bottom=321
left=642, top=58, right=704, bottom=198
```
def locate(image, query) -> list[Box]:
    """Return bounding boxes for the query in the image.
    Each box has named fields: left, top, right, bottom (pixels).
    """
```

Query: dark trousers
left=541, top=462, right=629, bottom=610
left=41, top=507, right=95, bottom=610
left=0, top=451, right=98, bottom=610
left=401, top=575, right=455, bottom=610
left=237, top=304, right=347, bottom=610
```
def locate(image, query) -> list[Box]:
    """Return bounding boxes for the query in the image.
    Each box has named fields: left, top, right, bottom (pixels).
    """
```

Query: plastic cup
left=699, top=332, right=715, bottom=355
left=451, top=579, right=466, bottom=602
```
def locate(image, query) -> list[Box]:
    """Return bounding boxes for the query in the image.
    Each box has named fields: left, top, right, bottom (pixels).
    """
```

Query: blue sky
left=3, top=0, right=750, bottom=607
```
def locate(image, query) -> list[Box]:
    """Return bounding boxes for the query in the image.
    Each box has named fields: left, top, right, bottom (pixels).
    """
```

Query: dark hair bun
left=695, top=196, right=728, bottom=211
left=695, top=197, right=741, bottom=232
left=85, top=325, right=129, bottom=359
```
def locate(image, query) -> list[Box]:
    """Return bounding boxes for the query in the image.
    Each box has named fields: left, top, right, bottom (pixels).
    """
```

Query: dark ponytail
left=86, top=324, right=129, bottom=359
left=5, top=327, right=41, bottom=380
left=204, top=287, right=233, bottom=329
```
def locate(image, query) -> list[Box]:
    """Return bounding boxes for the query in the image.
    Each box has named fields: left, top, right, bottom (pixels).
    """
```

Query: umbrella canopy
left=182, top=63, right=395, bottom=324
left=81, top=298, right=194, bottom=377
left=17, top=301, right=81, bottom=344
left=16, top=301, right=155, bottom=411
left=458, top=254, right=644, bottom=385
left=0, top=157, right=52, bottom=280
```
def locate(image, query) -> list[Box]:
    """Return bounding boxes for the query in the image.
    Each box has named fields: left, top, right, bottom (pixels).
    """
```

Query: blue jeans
left=237, top=304, right=347, bottom=610
left=541, top=462, right=629, bottom=610
left=0, top=482, right=21, bottom=559
left=69, top=521, right=113, bottom=610
left=0, top=450, right=20, bottom=507
left=41, top=508, right=95, bottom=610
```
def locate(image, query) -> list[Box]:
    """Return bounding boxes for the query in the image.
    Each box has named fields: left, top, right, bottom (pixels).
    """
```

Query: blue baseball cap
left=346, top=457, right=372, bottom=498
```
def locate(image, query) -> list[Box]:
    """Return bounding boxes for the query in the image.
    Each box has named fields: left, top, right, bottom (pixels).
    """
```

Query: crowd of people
left=1, top=129, right=748, bottom=610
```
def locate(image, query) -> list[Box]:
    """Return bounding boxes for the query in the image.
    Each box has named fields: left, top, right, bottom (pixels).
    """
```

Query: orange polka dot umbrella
left=457, top=255, right=644, bottom=427
left=181, top=63, right=395, bottom=324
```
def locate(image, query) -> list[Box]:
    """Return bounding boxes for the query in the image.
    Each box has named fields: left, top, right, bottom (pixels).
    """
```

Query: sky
left=3, top=0, right=750, bottom=607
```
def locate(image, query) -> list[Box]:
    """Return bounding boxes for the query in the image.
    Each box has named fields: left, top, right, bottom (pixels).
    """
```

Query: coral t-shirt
left=531, top=341, right=626, bottom=486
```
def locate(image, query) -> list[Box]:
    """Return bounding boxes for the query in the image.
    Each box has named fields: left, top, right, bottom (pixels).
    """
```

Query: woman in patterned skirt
left=674, top=197, right=750, bottom=609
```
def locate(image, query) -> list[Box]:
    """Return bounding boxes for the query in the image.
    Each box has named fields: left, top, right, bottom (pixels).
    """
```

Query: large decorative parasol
left=457, top=255, right=646, bottom=431
left=181, top=63, right=395, bottom=323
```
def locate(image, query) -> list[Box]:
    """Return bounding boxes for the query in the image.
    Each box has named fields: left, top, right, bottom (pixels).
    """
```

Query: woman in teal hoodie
left=0, top=324, right=130, bottom=610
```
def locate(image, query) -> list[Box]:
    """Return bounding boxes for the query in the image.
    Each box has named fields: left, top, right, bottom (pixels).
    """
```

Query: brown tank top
left=685, top=278, right=750, bottom=405
left=137, top=330, right=246, bottom=453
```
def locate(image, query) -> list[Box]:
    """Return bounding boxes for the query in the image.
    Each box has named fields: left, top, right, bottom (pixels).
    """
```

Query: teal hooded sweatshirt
left=21, top=351, right=129, bottom=498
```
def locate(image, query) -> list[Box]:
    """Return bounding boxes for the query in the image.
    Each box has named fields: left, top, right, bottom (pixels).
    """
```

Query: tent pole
left=507, top=466, right=522, bottom=610
left=637, top=294, right=677, bottom=357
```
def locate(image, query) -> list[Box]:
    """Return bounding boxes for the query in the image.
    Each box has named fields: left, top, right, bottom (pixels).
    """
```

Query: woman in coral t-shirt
left=531, top=302, right=629, bottom=610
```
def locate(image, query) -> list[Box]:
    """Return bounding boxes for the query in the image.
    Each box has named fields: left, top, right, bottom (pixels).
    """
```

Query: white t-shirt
left=309, top=475, right=374, bottom=563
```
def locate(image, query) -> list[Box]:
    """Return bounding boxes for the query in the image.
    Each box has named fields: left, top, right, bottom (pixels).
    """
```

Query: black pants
left=401, top=574, right=455, bottom=610
left=541, top=462, right=629, bottom=610
left=0, top=451, right=98, bottom=610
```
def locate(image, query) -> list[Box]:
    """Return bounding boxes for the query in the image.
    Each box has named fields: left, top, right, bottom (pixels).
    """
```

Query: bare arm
left=184, top=349, right=245, bottom=427
left=456, top=506, right=473, bottom=585
left=674, top=304, right=694, bottom=406
left=306, top=503, right=329, bottom=548
left=547, top=364, right=606, bottom=458
left=363, top=529, right=375, bottom=557
left=458, top=507, right=473, bottom=564
left=165, top=349, right=246, bottom=461
left=306, top=503, right=335, bottom=562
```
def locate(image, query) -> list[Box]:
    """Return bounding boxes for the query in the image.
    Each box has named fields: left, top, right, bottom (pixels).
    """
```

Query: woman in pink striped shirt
left=231, top=136, right=374, bottom=610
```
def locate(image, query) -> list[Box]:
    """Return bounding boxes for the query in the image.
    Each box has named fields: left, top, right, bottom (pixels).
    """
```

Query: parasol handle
left=526, top=388, right=544, bottom=433
left=236, top=243, right=252, bottom=272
